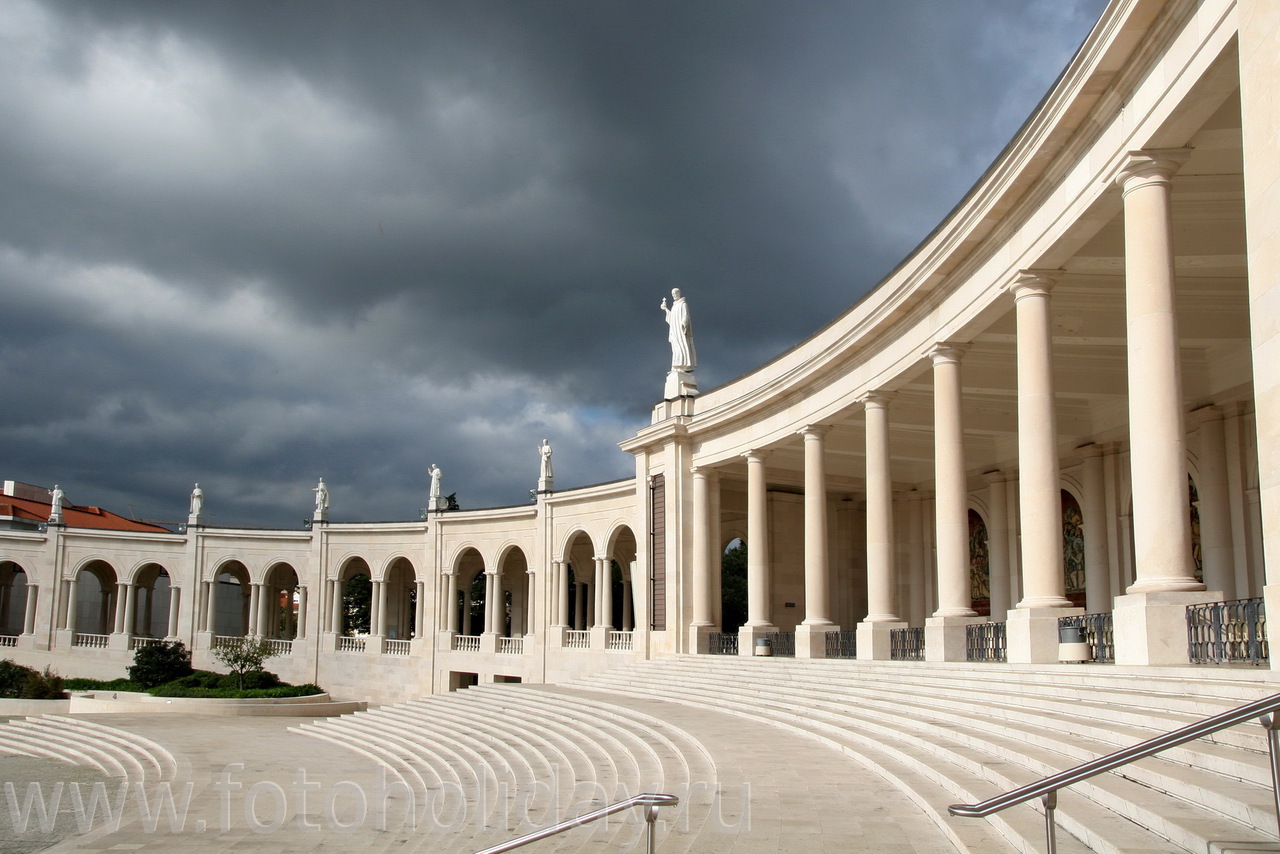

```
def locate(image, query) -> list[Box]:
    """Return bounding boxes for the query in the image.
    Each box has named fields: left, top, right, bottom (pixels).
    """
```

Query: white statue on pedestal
left=660, top=288, right=698, bottom=399
left=49, top=484, right=65, bottom=526
left=428, top=464, right=445, bottom=511
left=537, top=439, right=554, bottom=493
left=188, top=483, right=204, bottom=523
left=313, top=478, right=329, bottom=522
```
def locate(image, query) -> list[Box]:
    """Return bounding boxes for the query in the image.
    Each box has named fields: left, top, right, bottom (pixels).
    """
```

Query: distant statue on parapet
left=538, top=439, right=554, bottom=482
left=49, top=484, right=65, bottom=525
left=189, top=483, right=204, bottom=516
left=313, top=478, right=329, bottom=520
left=428, top=464, right=444, bottom=510
left=660, top=288, right=696, bottom=371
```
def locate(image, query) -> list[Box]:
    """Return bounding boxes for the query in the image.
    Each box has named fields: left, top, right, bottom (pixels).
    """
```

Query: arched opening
left=497, top=548, right=528, bottom=637
left=1062, top=490, right=1086, bottom=607
left=454, top=549, right=485, bottom=636
left=721, top=537, right=747, bottom=634
left=73, top=561, right=119, bottom=635
left=608, top=527, right=639, bottom=631
left=969, top=510, right=990, bottom=617
left=339, top=558, right=372, bottom=636
left=263, top=563, right=300, bottom=639
left=212, top=561, right=250, bottom=638
left=0, top=562, right=29, bottom=636
left=132, top=564, right=172, bottom=638
left=563, top=532, right=595, bottom=630
left=381, top=558, right=417, bottom=639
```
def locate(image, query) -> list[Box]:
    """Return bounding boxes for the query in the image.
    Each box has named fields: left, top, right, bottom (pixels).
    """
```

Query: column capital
left=858, top=390, right=894, bottom=409
left=1005, top=269, right=1060, bottom=299
left=1113, top=148, right=1192, bottom=193
left=797, top=424, right=830, bottom=440
left=925, top=342, right=967, bottom=365
left=742, top=449, right=771, bottom=463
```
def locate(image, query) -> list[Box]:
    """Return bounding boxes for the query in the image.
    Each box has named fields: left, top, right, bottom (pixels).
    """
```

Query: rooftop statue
left=660, top=288, right=696, bottom=371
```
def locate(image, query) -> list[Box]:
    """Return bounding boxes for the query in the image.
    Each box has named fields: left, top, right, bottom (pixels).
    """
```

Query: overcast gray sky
left=0, top=0, right=1109, bottom=528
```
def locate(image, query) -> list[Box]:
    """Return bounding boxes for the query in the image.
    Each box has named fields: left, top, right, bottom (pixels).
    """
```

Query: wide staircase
left=569, top=656, right=1280, bottom=854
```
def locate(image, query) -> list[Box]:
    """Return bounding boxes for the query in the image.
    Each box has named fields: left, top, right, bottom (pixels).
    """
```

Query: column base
left=688, top=624, right=717, bottom=654
left=925, top=615, right=986, bottom=662
left=738, top=624, right=777, bottom=657
left=664, top=369, right=698, bottom=399
left=1006, top=607, right=1082, bottom=664
left=795, top=624, right=839, bottom=659
left=1113, top=590, right=1222, bottom=665
left=857, top=620, right=906, bottom=661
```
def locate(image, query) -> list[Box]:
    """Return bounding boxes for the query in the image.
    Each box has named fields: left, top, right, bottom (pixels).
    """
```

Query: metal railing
left=471, top=792, right=678, bottom=854
left=965, top=621, right=1006, bottom=662
left=825, top=630, right=856, bottom=659
left=765, top=631, right=795, bottom=658
left=1057, top=613, right=1114, bottom=663
left=890, top=627, right=925, bottom=661
left=606, top=631, right=633, bottom=651
left=949, top=691, right=1280, bottom=854
left=497, top=637, right=523, bottom=655
left=708, top=632, right=738, bottom=655
left=1188, top=597, right=1268, bottom=665
left=565, top=630, right=591, bottom=649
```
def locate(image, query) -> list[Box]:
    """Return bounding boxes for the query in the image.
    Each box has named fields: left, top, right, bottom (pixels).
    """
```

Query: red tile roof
left=0, top=494, right=172, bottom=533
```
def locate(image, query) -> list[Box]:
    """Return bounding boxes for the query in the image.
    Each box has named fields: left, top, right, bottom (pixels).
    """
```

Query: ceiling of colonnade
left=710, top=75, right=1248, bottom=500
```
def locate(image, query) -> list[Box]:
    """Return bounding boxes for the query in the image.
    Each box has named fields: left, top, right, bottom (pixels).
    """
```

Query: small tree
left=128, top=640, right=194, bottom=688
left=212, top=637, right=280, bottom=690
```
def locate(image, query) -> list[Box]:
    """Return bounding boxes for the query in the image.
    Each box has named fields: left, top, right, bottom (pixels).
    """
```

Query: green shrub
left=164, top=670, right=224, bottom=690
left=127, top=641, right=193, bottom=688
left=211, top=637, right=281, bottom=690
left=20, top=667, right=65, bottom=700
left=148, top=684, right=323, bottom=699
left=230, top=670, right=281, bottom=690
left=63, top=677, right=140, bottom=692
left=0, top=660, right=36, bottom=698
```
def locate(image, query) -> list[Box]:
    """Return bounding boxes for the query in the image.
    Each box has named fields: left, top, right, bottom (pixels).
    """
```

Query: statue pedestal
left=664, top=370, right=698, bottom=400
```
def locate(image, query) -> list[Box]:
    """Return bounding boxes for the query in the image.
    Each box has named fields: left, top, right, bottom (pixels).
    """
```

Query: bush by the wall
left=127, top=641, right=194, bottom=688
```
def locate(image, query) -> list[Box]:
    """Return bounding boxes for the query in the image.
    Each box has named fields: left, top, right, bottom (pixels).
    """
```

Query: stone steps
left=571, top=657, right=1280, bottom=854
left=0, top=715, right=180, bottom=783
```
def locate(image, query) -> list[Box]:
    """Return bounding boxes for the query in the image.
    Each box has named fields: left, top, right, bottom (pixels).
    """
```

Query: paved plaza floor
left=0, top=689, right=962, bottom=854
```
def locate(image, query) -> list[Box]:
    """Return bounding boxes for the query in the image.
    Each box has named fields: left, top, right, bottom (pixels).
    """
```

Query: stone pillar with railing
left=858, top=394, right=905, bottom=659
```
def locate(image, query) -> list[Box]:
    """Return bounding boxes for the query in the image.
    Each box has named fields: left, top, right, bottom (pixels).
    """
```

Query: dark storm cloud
left=0, top=0, right=1108, bottom=526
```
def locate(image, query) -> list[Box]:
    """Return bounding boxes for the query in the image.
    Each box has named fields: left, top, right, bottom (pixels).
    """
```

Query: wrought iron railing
left=1188, top=597, right=1268, bottom=665
left=1058, top=612, right=1114, bottom=663
left=452, top=634, right=481, bottom=652
left=383, top=638, right=411, bottom=655
left=497, top=637, right=523, bottom=654
left=708, top=632, right=738, bottom=655
left=471, top=793, right=678, bottom=854
left=565, top=630, right=591, bottom=649
left=951, top=692, right=1280, bottom=853
left=890, top=627, right=925, bottom=661
left=765, top=631, right=795, bottom=658
left=965, top=621, right=1007, bottom=662
left=606, top=631, right=633, bottom=651
left=825, top=630, right=856, bottom=659
left=73, top=633, right=110, bottom=649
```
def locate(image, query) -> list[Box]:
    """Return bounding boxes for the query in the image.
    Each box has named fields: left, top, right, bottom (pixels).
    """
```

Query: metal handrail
left=471, top=792, right=679, bottom=854
left=949, top=691, right=1280, bottom=854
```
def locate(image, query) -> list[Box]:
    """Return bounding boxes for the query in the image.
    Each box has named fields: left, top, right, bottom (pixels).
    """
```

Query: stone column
left=552, top=561, right=567, bottom=628
left=297, top=586, right=308, bottom=639
left=329, top=578, right=344, bottom=635
left=858, top=394, right=904, bottom=659
left=597, top=557, right=614, bottom=629
left=167, top=588, right=181, bottom=638
left=378, top=579, right=391, bottom=636
left=22, top=586, right=38, bottom=636
left=690, top=467, right=716, bottom=652
left=207, top=579, right=221, bottom=635
left=925, top=344, right=980, bottom=661
left=1079, top=445, right=1111, bottom=613
left=64, top=577, right=78, bottom=633
left=1112, top=151, right=1210, bottom=666
left=483, top=572, right=500, bottom=635
left=113, top=582, right=129, bottom=634
left=573, top=579, right=585, bottom=630
left=797, top=427, right=836, bottom=657
left=1005, top=274, right=1077, bottom=663
left=739, top=450, right=776, bottom=653
left=124, top=582, right=139, bottom=636
left=1195, top=406, right=1235, bottom=598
